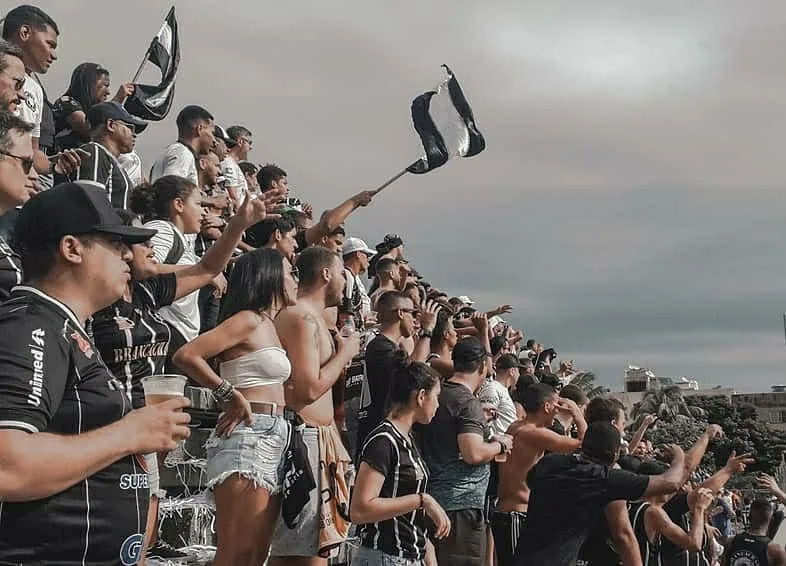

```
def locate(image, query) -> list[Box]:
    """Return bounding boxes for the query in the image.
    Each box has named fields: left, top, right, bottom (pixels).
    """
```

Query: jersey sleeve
left=140, top=273, right=177, bottom=308
left=144, top=220, right=175, bottom=264
left=220, top=159, right=240, bottom=188
left=457, top=396, right=486, bottom=437
left=162, top=146, right=196, bottom=179
left=0, top=309, right=71, bottom=433
left=52, top=95, right=83, bottom=121
left=361, top=432, right=396, bottom=477
left=606, top=468, right=650, bottom=503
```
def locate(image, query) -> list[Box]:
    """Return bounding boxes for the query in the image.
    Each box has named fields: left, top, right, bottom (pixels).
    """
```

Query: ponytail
left=129, top=175, right=197, bottom=222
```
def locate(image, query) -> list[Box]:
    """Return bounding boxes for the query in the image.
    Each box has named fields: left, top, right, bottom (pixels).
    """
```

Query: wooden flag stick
left=371, top=159, right=423, bottom=195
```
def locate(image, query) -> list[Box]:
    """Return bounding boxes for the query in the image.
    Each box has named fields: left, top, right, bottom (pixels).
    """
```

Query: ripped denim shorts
left=205, top=413, right=289, bottom=494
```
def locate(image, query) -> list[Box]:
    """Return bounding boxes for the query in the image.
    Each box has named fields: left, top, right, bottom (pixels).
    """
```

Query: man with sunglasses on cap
left=61, top=101, right=147, bottom=208
left=0, top=181, right=191, bottom=565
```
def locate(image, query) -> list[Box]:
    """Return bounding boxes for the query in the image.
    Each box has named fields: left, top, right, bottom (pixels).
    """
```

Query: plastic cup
left=141, top=374, right=187, bottom=406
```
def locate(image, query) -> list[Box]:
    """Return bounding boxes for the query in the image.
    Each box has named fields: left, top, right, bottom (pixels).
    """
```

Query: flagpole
left=372, top=159, right=423, bottom=195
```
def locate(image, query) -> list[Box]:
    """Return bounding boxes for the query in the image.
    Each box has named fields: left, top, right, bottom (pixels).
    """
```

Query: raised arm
left=649, top=489, right=712, bottom=552
left=698, top=451, right=754, bottom=496
left=277, top=310, right=359, bottom=409
left=684, top=424, right=723, bottom=475
left=643, top=444, right=688, bottom=497
left=302, top=190, right=375, bottom=246
left=171, top=188, right=284, bottom=300
left=627, top=414, right=657, bottom=456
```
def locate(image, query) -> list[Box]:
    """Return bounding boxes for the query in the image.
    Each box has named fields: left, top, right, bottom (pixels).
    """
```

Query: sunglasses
left=290, top=266, right=300, bottom=281
left=110, top=120, right=137, bottom=134
left=0, top=149, right=34, bottom=174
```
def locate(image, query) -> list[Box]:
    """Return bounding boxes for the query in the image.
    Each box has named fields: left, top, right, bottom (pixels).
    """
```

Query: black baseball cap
left=16, top=182, right=156, bottom=247
left=214, top=125, right=234, bottom=145
left=452, top=337, right=491, bottom=364
left=86, top=101, right=148, bottom=133
left=496, top=353, right=524, bottom=371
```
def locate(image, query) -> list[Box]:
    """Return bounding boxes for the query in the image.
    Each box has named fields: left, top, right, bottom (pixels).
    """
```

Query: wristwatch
left=420, top=329, right=433, bottom=339
left=498, top=441, right=507, bottom=455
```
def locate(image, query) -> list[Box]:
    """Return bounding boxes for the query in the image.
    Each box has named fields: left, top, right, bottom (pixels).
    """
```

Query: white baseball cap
left=342, top=237, right=377, bottom=257
left=458, top=295, right=474, bottom=305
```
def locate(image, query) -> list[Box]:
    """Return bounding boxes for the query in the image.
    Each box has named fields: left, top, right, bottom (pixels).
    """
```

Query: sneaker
left=146, top=540, right=191, bottom=560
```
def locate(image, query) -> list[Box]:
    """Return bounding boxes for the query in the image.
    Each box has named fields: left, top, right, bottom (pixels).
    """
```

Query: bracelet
left=498, top=441, right=506, bottom=455
left=213, top=379, right=235, bottom=403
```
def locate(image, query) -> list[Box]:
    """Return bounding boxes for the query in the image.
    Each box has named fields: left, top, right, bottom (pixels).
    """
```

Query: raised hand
left=419, top=299, right=439, bottom=333
left=723, top=451, right=754, bottom=473
left=235, top=188, right=286, bottom=227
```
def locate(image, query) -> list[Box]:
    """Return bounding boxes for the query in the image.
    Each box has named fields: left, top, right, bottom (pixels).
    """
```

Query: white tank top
left=219, top=347, right=291, bottom=388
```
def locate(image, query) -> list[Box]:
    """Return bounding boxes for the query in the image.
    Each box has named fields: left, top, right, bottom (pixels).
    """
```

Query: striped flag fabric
left=407, top=65, right=486, bottom=174
left=125, top=7, right=180, bottom=121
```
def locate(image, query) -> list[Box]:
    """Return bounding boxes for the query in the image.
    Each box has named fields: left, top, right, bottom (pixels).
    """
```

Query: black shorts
left=491, top=510, right=527, bottom=566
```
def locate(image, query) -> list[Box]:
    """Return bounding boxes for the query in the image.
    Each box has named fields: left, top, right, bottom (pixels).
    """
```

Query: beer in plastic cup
left=141, top=374, right=187, bottom=406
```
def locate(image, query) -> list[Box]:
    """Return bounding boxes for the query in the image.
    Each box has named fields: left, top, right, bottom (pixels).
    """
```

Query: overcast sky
left=27, top=0, right=786, bottom=392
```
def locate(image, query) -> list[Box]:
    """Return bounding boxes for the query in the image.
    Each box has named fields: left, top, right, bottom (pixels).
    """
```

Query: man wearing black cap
left=64, top=101, right=147, bottom=208
left=0, top=182, right=191, bottom=564
left=417, top=337, right=513, bottom=566
left=515, top=422, right=689, bottom=566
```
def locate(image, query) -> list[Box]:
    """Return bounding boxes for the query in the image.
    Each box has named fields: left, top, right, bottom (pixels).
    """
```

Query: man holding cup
left=0, top=182, right=191, bottom=565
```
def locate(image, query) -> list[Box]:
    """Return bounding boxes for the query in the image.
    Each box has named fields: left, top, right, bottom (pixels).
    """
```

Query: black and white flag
left=407, top=65, right=486, bottom=174
left=125, top=7, right=179, bottom=121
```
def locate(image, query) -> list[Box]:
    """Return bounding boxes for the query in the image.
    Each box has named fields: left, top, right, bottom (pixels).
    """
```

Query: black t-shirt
left=90, top=274, right=177, bottom=409
left=359, top=420, right=430, bottom=561
left=416, top=380, right=489, bottom=512
left=0, top=287, right=149, bottom=565
left=358, top=334, right=397, bottom=448
left=516, top=453, right=649, bottom=566
left=0, top=233, right=22, bottom=303
left=52, top=95, right=90, bottom=151
left=726, top=533, right=770, bottom=566
left=577, top=515, right=620, bottom=566
left=68, top=141, right=134, bottom=209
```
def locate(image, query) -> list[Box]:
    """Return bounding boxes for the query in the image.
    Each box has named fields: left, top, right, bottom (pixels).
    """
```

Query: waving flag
left=125, top=7, right=179, bottom=121
left=407, top=65, right=486, bottom=174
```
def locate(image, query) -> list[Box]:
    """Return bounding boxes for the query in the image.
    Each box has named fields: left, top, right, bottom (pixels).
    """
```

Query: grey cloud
left=31, top=0, right=786, bottom=391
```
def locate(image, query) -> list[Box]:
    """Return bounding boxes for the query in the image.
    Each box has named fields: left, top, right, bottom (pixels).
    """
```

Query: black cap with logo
left=452, top=337, right=491, bottom=364
left=16, top=181, right=156, bottom=248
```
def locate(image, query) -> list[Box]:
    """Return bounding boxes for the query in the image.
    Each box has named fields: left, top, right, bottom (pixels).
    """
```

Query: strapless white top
left=219, top=347, right=291, bottom=388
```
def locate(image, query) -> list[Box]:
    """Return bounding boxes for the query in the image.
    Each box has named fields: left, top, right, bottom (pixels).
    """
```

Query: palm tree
left=630, top=386, right=705, bottom=429
left=569, top=371, right=608, bottom=398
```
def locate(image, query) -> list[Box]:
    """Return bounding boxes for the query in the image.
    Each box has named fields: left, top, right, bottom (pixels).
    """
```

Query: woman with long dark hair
left=53, top=62, right=134, bottom=150
left=89, top=193, right=278, bottom=561
left=351, top=350, right=451, bottom=566
left=173, top=247, right=299, bottom=566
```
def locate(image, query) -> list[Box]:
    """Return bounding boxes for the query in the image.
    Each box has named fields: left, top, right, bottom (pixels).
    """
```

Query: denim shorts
left=352, top=545, right=425, bottom=566
left=205, top=413, right=289, bottom=494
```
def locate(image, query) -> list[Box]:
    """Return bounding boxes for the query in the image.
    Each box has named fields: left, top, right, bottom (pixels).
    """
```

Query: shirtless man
left=493, top=383, right=587, bottom=566
left=271, top=246, right=361, bottom=566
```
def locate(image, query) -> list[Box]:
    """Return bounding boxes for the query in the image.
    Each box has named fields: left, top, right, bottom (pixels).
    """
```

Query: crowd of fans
left=2, top=5, right=786, bottom=566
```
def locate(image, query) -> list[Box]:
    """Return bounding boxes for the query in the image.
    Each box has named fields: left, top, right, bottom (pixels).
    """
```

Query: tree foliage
left=629, top=391, right=786, bottom=478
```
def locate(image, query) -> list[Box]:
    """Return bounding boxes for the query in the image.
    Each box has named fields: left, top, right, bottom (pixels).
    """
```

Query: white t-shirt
left=478, top=378, right=517, bottom=436
left=220, top=156, right=247, bottom=204
left=117, top=151, right=144, bottom=186
left=150, top=142, right=198, bottom=187
left=144, top=219, right=200, bottom=342
left=15, top=73, right=43, bottom=137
